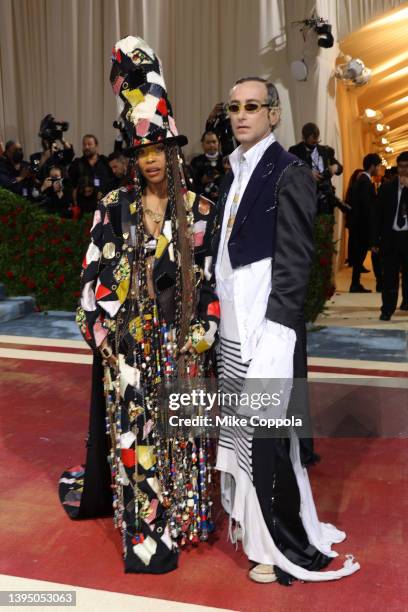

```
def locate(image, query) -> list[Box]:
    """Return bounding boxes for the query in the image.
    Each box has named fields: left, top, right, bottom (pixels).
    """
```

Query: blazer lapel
left=230, top=141, right=281, bottom=240
left=212, top=172, right=234, bottom=263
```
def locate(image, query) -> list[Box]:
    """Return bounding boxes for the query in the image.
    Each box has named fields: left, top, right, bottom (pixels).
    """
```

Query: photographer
left=76, top=175, right=101, bottom=217
left=40, top=165, right=73, bottom=218
left=30, top=115, right=74, bottom=181
left=0, top=140, right=34, bottom=197
left=69, top=134, right=114, bottom=204
left=190, top=131, right=225, bottom=201
left=205, top=102, right=236, bottom=156
left=107, top=151, right=129, bottom=188
left=289, top=122, right=344, bottom=215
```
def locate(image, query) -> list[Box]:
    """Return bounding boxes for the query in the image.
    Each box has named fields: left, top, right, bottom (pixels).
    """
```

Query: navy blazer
left=213, top=141, right=317, bottom=330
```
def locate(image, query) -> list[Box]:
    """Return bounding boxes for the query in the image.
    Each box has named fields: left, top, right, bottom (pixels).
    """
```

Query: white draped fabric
left=0, top=0, right=405, bottom=164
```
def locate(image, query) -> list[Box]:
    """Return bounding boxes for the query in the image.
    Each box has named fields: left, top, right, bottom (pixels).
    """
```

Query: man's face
left=397, top=160, right=408, bottom=179
left=6, top=143, right=23, bottom=162
left=372, top=163, right=383, bottom=177
left=83, top=137, right=97, bottom=158
left=84, top=186, right=95, bottom=197
left=202, top=133, right=219, bottom=155
left=228, top=81, right=278, bottom=151
left=305, top=133, right=320, bottom=147
left=109, top=158, right=127, bottom=178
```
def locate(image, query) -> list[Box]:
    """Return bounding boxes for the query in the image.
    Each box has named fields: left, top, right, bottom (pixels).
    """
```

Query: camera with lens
left=39, top=114, right=69, bottom=145
left=316, top=168, right=350, bottom=215
left=205, top=165, right=218, bottom=179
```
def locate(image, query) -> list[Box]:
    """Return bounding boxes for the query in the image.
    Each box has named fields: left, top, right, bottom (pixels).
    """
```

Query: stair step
left=0, top=296, right=36, bottom=323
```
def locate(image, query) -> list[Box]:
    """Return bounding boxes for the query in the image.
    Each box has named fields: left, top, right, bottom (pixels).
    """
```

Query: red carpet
left=0, top=356, right=406, bottom=611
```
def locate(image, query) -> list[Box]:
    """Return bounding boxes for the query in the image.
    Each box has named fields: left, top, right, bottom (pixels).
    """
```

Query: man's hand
left=312, top=169, right=323, bottom=181
left=208, top=102, right=224, bottom=121
left=371, top=246, right=379, bottom=254
left=15, top=166, right=31, bottom=182
left=329, top=163, right=339, bottom=175
left=41, top=177, right=53, bottom=192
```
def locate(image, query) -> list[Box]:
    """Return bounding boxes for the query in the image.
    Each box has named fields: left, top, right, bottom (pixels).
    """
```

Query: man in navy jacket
left=212, top=77, right=360, bottom=585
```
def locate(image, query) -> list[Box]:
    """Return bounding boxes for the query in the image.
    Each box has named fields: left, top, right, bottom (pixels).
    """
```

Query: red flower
left=73, top=290, right=81, bottom=298
left=319, top=257, right=329, bottom=267
left=5, top=271, right=14, bottom=279
left=26, top=279, right=36, bottom=289
left=50, top=238, right=61, bottom=245
left=42, top=287, right=49, bottom=294
left=63, top=247, right=73, bottom=255
left=27, top=235, right=35, bottom=241
left=0, top=216, right=8, bottom=224
left=55, top=274, right=65, bottom=288
left=28, top=249, right=35, bottom=257
left=59, top=258, right=66, bottom=266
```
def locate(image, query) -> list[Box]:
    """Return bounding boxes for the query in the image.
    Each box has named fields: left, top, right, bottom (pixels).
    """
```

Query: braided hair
left=131, top=144, right=195, bottom=352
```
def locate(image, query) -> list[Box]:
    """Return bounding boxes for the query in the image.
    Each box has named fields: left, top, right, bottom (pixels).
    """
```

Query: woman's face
left=137, top=144, right=166, bottom=185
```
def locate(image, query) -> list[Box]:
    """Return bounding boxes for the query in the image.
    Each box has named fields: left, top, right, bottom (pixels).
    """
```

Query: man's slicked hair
left=302, top=122, right=320, bottom=141
left=201, top=130, right=218, bottom=143
left=363, top=153, right=382, bottom=171
left=108, top=151, right=127, bottom=163
left=233, top=76, right=280, bottom=109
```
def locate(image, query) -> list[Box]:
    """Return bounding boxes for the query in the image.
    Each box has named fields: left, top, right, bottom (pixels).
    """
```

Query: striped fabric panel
left=217, top=334, right=254, bottom=481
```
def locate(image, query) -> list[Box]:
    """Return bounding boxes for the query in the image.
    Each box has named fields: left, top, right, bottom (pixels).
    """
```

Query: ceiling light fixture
left=363, top=109, right=383, bottom=123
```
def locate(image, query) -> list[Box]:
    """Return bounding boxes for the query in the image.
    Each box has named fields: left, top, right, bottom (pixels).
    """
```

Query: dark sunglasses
left=225, top=101, right=270, bottom=114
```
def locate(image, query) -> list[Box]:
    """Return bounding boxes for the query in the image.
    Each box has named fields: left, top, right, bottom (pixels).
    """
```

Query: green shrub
left=0, top=188, right=90, bottom=311
left=0, top=188, right=335, bottom=319
left=305, top=214, right=336, bottom=322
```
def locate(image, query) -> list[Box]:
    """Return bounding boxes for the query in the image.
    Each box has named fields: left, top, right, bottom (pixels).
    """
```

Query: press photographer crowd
left=0, top=107, right=348, bottom=219
left=1, top=107, right=407, bottom=321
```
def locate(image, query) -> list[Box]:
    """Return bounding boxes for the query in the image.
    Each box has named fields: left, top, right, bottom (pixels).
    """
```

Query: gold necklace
left=144, top=208, right=164, bottom=224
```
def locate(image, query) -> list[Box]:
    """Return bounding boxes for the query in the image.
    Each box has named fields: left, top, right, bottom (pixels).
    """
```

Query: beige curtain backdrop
left=0, top=0, right=404, bottom=165
left=0, top=0, right=296, bottom=158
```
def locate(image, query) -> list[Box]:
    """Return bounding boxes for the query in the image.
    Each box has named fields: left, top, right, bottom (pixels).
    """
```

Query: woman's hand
left=180, top=338, right=195, bottom=354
